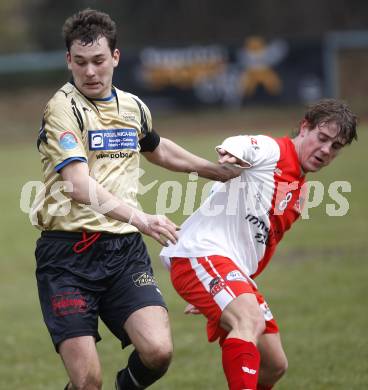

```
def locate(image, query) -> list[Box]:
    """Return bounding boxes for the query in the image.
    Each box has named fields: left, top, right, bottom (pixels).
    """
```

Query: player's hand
left=217, top=148, right=249, bottom=167
left=184, top=304, right=201, bottom=315
left=130, top=211, right=179, bottom=246
left=213, top=148, right=246, bottom=182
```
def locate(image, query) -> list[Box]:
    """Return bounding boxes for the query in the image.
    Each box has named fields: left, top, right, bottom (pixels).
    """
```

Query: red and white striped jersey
left=161, top=135, right=305, bottom=279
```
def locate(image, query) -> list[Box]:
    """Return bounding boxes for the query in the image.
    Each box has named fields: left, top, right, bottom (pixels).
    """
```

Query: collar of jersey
left=92, top=89, right=117, bottom=102
left=69, top=79, right=120, bottom=114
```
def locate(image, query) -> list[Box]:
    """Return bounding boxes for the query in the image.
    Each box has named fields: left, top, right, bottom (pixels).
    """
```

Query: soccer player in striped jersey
left=161, top=99, right=357, bottom=390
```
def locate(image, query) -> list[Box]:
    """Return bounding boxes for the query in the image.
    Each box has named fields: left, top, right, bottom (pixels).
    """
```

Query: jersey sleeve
left=216, top=135, right=257, bottom=167
left=215, top=134, right=280, bottom=168
left=38, top=94, right=87, bottom=172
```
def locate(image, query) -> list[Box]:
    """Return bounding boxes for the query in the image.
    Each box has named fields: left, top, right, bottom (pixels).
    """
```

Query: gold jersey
left=32, top=82, right=153, bottom=234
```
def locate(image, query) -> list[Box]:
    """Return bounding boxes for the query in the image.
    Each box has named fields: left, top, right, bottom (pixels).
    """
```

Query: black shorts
left=35, top=231, right=166, bottom=352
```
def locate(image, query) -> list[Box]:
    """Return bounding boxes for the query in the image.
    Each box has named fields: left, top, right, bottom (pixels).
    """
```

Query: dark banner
left=114, top=37, right=324, bottom=108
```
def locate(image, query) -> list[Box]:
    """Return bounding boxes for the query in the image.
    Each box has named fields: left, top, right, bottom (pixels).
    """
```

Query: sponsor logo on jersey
left=59, top=131, right=78, bottom=150
left=88, top=128, right=138, bottom=151
left=245, top=214, right=270, bottom=245
left=122, top=112, right=136, bottom=121
left=209, top=276, right=226, bottom=296
left=226, top=270, right=248, bottom=283
left=51, top=291, right=87, bottom=316
left=259, top=301, right=273, bottom=321
left=96, top=151, right=134, bottom=159
left=91, top=132, right=104, bottom=148
left=132, top=272, right=157, bottom=287
left=250, top=137, right=260, bottom=150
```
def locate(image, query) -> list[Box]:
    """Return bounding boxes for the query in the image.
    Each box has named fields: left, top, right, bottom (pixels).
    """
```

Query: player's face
left=67, top=36, right=120, bottom=99
left=296, top=120, right=346, bottom=173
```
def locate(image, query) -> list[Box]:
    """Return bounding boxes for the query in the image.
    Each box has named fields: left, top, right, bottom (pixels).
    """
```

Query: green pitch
left=0, top=115, right=367, bottom=389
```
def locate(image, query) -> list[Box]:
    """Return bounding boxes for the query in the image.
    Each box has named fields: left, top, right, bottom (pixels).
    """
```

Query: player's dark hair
left=62, top=9, right=117, bottom=53
left=301, top=99, right=358, bottom=144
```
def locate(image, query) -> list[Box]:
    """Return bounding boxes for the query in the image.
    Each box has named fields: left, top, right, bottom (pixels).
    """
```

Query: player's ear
left=112, top=49, right=120, bottom=68
left=66, top=52, right=72, bottom=70
left=299, top=119, right=310, bottom=137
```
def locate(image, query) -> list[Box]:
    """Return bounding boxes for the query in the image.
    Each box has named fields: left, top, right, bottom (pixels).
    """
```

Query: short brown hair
left=303, top=99, right=357, bottom=144
left=62, top=9, right=117, bottom=53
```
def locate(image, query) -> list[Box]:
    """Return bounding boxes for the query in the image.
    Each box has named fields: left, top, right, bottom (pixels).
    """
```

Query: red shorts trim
left=170, top=255, right=278, bottom=343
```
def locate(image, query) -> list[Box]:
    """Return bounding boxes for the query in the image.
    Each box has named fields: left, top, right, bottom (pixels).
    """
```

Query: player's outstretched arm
left=60, top=160, right=178, bottom=245
left=142, top=137, right=243, bottom=182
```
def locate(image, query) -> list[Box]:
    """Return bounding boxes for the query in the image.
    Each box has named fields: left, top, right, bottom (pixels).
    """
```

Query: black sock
left=116, top=350, right=168, bottom=389
left=116, top=368, right=140, bottom=389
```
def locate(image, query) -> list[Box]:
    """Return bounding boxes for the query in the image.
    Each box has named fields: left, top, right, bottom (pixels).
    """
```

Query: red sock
left=257, top=385, right=273, bottom=390
left=222, top=338, right=260, bottom=390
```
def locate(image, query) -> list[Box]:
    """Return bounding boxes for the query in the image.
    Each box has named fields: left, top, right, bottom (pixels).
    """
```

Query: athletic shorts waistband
left=40, top=230, right=139, bottom=241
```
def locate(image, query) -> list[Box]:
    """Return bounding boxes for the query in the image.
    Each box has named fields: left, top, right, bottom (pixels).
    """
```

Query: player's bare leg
left=116, top=306, right=173, bottom=389
left=59, top=336, right=102, bottom=390
left=125, top=305, right=173, bottom=370
left=257, top=332, right=288, bottom=389
left=220, top=293, right=265, bottom=390
left=221, top=293, right=265, bottom=343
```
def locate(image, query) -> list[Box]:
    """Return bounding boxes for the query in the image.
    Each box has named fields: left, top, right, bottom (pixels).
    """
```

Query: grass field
left=0, top=107, right=367, bottom=389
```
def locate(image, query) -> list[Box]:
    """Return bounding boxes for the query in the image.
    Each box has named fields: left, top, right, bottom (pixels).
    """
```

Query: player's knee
left=276, top=356, right=288, bottom=379
left=269, top=355, right=288, bottom=381
left=140, top=340, right=173, bottom=371
left=71, top=372, right=102, bottom=390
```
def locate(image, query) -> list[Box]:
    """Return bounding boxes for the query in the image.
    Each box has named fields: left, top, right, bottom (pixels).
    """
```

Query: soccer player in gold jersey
left=33, top=9, right=242, bottom=390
